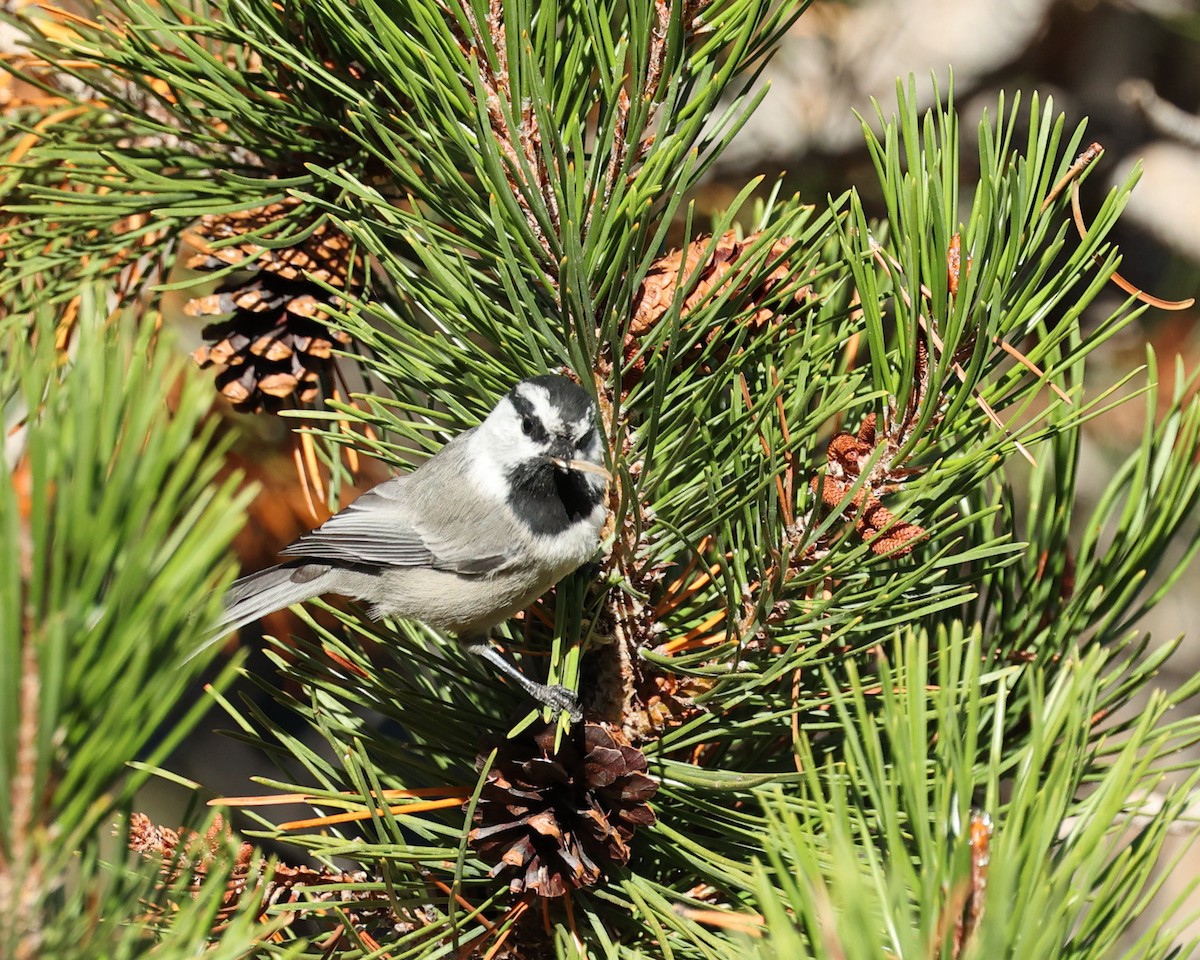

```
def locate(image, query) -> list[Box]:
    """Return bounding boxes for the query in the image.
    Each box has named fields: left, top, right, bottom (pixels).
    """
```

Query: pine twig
left=448, top=0, right=559, bottom=277
left=0, top=633, right=44, bottom=960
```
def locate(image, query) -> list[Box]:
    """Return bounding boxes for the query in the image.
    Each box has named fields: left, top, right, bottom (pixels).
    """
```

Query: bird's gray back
left=283, top=428, right=523, bottom=577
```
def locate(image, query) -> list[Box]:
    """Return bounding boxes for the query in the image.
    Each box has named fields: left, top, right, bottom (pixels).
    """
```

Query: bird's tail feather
left=186, top=564, right=329, bottom=663
left=221, top=564, right=329, bottom=634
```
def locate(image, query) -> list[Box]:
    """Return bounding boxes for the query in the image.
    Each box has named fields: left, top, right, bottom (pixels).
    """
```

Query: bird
left=205, top=374, right=609, bottom=715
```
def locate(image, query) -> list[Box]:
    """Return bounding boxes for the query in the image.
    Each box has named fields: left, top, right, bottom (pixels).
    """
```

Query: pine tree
left=4, top=1, right=1200, bottom=957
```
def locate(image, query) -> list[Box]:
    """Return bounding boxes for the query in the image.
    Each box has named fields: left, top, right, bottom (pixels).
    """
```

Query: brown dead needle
left=551, top=457, right=612, bottom=480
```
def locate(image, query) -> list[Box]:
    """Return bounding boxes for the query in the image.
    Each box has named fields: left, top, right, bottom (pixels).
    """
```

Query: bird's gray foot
left=464, top=641, right=581, bottom=720
left=539, top=683, right=582, bottom=721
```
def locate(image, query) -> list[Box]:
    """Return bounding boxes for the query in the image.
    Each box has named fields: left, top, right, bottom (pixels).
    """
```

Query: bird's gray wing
left=281, top=479, right=511, bottom=575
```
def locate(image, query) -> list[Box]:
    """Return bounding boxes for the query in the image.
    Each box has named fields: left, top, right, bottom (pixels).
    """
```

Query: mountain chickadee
left=207, top=374, right=608, bottom=714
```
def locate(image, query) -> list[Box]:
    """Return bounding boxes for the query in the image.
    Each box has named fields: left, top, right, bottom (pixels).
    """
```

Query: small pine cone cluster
left=187, top=199, right=358, bottom=413
left=811, top=413, right=926, bottom=556
left=623, top=231, right=812, bottom=388
left=469, top=721, right=657, bottom=898
left=127, top=812, right=253, bottom=929
left=637, top=672, right=711, bottom=733
left=128, top=811, right=252, bottom=877
left=127, top=812, right=426, bottom=941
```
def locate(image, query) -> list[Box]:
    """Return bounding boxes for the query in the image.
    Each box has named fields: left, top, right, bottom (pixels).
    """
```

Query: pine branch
left=0, top=294, right=260, bottom=956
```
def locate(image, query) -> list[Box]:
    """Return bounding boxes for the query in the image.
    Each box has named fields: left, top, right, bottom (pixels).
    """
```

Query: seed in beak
left=549, top=457, right=610, bottom=481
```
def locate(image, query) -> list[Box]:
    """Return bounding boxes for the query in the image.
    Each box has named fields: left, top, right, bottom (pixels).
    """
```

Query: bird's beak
left=548, top=456, right=610, bottom=481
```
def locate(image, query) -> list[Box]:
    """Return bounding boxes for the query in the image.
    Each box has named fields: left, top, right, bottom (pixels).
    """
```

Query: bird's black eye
left=521, top=417, right=536, bottom=437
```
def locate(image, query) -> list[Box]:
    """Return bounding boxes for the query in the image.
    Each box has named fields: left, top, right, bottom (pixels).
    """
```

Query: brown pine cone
left=811, top=413, right=926, bottom=557
left=469, top=721, right=658, bottom=898
left=186, top=199, right=360, bottom=413
left=623, top=230, right=813, bottom=389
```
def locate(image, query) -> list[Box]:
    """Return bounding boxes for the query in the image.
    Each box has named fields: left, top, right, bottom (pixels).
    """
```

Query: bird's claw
left=541, top=683, right=582, bottom=722
left=464, top=641, right=582, bottom=721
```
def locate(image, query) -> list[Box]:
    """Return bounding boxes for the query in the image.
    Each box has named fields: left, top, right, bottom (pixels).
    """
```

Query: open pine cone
left=187, top=199, right=359, bottom=413
left=622, top=230, right=813, bottom=390
left=469, top=721, right=657, bottom=898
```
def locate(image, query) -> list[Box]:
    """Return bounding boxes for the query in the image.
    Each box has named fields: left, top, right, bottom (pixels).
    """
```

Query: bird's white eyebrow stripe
left=507, top=389, right=548, bottom=441
left=571, top=414, right=594, bottom=436
left=519, top=383, right=565, bottom=434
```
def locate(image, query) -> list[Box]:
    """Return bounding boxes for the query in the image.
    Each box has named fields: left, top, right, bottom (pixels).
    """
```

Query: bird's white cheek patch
left=464, top=434, right=515, bottom=504
left=474, top=403, right=551, bottom=485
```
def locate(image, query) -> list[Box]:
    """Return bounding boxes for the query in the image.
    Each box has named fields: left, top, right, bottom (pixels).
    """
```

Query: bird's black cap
left=513, top=374, right=594, bottom=421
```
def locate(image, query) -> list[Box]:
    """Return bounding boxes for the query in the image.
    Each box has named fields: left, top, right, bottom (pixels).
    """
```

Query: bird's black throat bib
left=506, top=460, right=602, bottom=536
